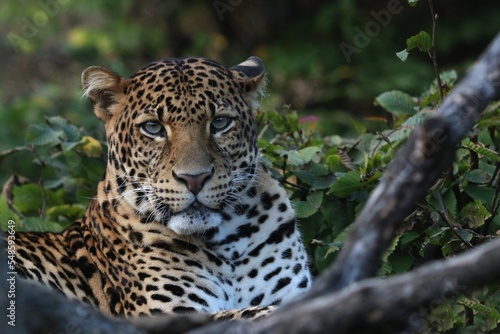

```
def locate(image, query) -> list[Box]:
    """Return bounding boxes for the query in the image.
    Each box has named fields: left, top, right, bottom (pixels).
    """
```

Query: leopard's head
left=82, top=57, right=265, bottom=235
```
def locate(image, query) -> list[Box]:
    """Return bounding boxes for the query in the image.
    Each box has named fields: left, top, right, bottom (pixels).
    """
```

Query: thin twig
left=468, top=133, right=480, bottom=169
left=433, top=194, right=474, bottom=249
left=29, top=145, right=46, bottom=169
left=487, top=162, right=500, bottom=187
left=0, top=145, right=30, bottom=164
left=427, top=0, right=444, bottom=102
left=283, top=180, right=309, bottom=191
left=38, top=178, right=47, bottom=219
left=489, top=168, right=500, bottom=220
left=370, top=129, right=397, bottom=157
left=2, top=175, right=27, bottom=219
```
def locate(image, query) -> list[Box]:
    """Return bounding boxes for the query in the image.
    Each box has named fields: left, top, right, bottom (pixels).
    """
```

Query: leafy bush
left=259, top=74, right=500, bottom=331
left=0, top=116, right=105, bottom=232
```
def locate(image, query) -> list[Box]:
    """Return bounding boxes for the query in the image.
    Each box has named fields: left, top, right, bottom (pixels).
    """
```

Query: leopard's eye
left=211, top=116, right=232, bottom=133
left=141, top=121, right=165, bottom=137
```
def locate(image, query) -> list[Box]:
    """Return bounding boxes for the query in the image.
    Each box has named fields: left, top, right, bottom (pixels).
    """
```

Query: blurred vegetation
left=1, top=1, right=497, bottom=158
left=1, top=0, right=500, bottom=331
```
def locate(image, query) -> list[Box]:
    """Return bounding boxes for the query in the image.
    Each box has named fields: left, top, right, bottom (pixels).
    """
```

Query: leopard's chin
left=167, top=201, right=222, bottom=236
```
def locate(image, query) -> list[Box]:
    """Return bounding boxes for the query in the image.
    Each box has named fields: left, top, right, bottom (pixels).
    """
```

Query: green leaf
left=464, top=169, right=491, bottom=184
left=25, top=124, right=62, bottom=146
left=388, top=251, right=414, bottom=274
left=294, top=191, right=324, bottom=218
left=406, top=31, right=432, bottom=52
left=456, top=229, right=473, bottom=243
left=436, top=70, right=458, bottom=89
left=374, top=90, right=417, bottom=115
left=285, top=112, right=299, bottom=132
left=329, top=170, right=361, bottom=197
left=350, top=118, right=367, bottom=135
left=312, top=174, right=337, bottom=190
left=314, top=244, right=336, bottom=273
left=382, top=127, right=412, bottom=144
left=293, top=170, right=318, bottom=186
left=294, top=171, right=336, bottom=190
left=295, top=146, right=322, bottom=163
left=396, top=49, right=409, bottom=62
left=46, top=116, right=81, bottom=142
left=310, top=162, right=329, bottom=176
left=400, top=231, right=421, bottom=248
left=61, top=141, right=82, bottom=152
left=325, top=243, right=342, bottom=257
left=12, top=184, right=42, bottom=213
left=407, top=0, right=419, bottom=6
left=460, top=199, right=491, bottom=228
left=23, top=217, right=64, bottom=232
left=46, top=204, right=85, bottom=221
left=419, top=90, right=442, bottom=108
left=382, top=233, right=402, bottom=262
left=326, top=154, right=351, bottom=173
left=324, top=200, right=351, bottom=239
left=442, top=190, right=457, bottom=219
left=299, top=211, right=323, bottom=245
left=462, top=139, right=500, bottom=162
left=464, top=185, right=495, bottom=204
left=458, top=296, right=500, bottom=319
left=267, top=112, right=286, bottom=133
left=281, top=150, right=306, bottom=166
left=0, top=146, right=30, bottom=164
left=44, top=178, right=66, bottom=189
left=403, top=110, right=432, bottom=127
left=378, top=261, right=393, bottom=276
left=0, top=196, right=20, bottom=229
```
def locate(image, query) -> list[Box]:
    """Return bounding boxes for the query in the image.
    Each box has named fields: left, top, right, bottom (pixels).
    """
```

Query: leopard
left=8, top=56, right=312, bottom=319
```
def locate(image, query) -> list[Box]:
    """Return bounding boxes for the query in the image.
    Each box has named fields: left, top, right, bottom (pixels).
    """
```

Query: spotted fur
left=9, top=57, right=312, bottom=317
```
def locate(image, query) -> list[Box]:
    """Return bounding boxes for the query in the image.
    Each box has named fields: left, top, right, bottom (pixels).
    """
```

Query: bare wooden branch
left=130, top=314, right=213, bottom=334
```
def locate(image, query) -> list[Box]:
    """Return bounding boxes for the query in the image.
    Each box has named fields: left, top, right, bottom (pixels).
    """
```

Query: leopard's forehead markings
left=124, top=58, right=240, bottom=123
left=130, top=57, right=232, bottom=91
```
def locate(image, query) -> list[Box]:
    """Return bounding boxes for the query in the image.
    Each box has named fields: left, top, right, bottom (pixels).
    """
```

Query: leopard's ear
left=229, top=57, right=266, bottom=111
left=81, top=66, right=126, bottom=122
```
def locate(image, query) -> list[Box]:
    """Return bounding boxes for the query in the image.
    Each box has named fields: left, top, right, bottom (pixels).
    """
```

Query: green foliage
left=374, top=90, right=417, bottom=115
left=0, top=117, right=105, bottom=232
left=256, top=69, right=499, bottom=330
left=397, top=30, right=433, bottom=62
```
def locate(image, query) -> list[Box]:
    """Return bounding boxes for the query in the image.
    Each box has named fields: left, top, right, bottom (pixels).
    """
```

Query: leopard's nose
left=172, top=170, right=214, bottom=195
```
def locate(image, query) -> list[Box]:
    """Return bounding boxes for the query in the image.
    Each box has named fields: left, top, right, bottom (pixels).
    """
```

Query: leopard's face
left=82, top=57, right=265, bottom=235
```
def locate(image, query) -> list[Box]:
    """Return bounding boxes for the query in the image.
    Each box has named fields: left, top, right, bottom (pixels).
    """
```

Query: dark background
left=1, top=0, right=498, bottom=182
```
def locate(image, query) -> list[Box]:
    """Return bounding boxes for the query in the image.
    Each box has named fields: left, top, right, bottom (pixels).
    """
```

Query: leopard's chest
left=106, top=215, right=310, bottom=316
left=94, top=179, right=312, bottom=315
